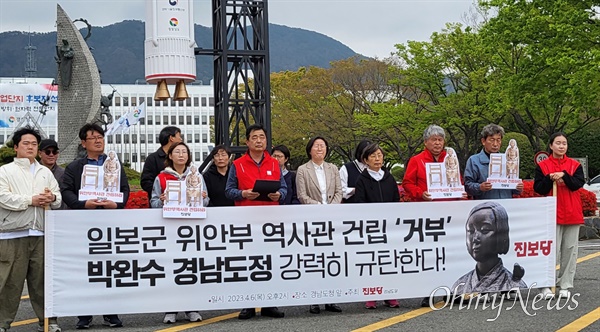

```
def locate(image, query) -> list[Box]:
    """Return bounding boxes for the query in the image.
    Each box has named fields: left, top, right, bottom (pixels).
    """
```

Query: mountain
left=0, top=20, right=358, bottom=84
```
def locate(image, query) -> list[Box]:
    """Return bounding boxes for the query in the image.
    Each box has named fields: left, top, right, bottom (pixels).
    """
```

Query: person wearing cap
left=38, top=140, right=68, bottom=209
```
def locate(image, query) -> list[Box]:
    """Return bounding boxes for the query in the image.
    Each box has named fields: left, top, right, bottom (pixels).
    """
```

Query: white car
left=583, top=174, right=600, bottom=204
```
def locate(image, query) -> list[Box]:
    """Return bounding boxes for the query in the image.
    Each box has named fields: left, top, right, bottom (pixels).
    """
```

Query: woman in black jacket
left=354, top=143, right=400, bottom=309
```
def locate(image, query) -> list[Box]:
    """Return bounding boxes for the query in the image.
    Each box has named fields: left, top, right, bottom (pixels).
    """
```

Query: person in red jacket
left=402, top=125, right=467, bottom=307
left=534, top=132, right=584, bottom=300
left=225, top=123, right=287, bottom=320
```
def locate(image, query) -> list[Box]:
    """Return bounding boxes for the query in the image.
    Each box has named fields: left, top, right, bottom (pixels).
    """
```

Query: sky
left=0, top=0, right=476, bottom=58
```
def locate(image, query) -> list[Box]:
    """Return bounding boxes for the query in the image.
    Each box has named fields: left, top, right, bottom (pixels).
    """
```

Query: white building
left=0, top=77, right=215, bottom=172
left=102, top=82, right=214, bottom=172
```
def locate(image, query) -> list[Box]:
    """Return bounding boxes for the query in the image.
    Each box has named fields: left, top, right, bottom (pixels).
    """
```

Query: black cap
left=39, top=139, right=59, bottom=151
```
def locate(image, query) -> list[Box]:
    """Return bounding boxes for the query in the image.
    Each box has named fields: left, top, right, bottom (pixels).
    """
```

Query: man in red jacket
left=402, top=125, right=467, bottom=307
left=225, top=123, right=287, bottom=319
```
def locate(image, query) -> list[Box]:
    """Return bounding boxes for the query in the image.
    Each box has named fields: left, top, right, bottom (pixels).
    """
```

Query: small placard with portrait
left=78, top=150, right=124, bottom=202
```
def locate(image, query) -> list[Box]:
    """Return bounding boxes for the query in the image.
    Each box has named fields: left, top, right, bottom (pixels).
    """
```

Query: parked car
left=583, top=174, right=600, bottom=204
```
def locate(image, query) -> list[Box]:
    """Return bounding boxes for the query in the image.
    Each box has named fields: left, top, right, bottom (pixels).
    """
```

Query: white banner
left=45, top=198, right=556, bottom=317
left=0, top=83, right=58, bottom=128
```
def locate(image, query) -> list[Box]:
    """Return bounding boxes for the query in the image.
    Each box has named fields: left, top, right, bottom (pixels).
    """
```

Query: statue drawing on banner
left=103, top=151, right=121, bottom=192
left=452, top=202, right=527, bottom=295
left=185, top=164, right=202, bottom=207
left=487, top=140, right=521, bottom=189
left=425, top=147, right=464, bottom=199
left=78, top=150, right=124, bottom=202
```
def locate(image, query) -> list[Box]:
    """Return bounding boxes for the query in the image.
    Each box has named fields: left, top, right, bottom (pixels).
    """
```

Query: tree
left=479, top=0, right=600, bottom=151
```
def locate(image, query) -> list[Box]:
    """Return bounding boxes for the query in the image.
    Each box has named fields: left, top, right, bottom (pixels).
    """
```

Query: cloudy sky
left=0, top=0, right=475, bottom=58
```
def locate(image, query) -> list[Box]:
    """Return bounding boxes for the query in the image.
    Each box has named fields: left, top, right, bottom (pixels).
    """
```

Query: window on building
left=148, top=135, right=154, bottom=143
left=202, top=115, right=207, bottom=125
left=139, top=118, right=145, bottom=125
left=195, top=152, right=200, bottom=161
left=132, top=154, right=138, bottom=163
left=194, top=115, right=200, bottom=125
left=201, top=97, right=207, bottom=106
left=122, top=98, right=129, bottom=107
left=186, top=115, right=192, bottom=125
left=156, top=135, right=160, bottom=143
left=107, top=136, right=113, bottom=144
left=163, top=115, right=169, bottom=124
left=179, top=115, right=184, bottom=125
left=132, top=134, right=137, bottom=144
left=141, top=153, right=146, bottom=161
left=193, top=97, right=199, bottom=107
left=187, top=134, right=192, bottom=143
left=155, top=115, right=161, bottom=125
left=178, top=100, right=184, bottom=107
left=147, top=117, right=153, bottom=125
left=171, top=115, right=176, bottom=125
left=116, top=135, right=121, bottom=144
left=49, top=134, right=56, bottom=140
left=202, top=133, right=207, bottom=143
left=115, top=96, right=121, bottom=106
left=185, top=98, right=191, bottom=107
left=0, top=135, right=4, bottom=144
left=209, top=97, right=214, bottom=106
left=130, top=97, right=137, bottom=106
left=194, top=133, right=200, bottom=143
left=140, top=134, right=146, bottom=143
left=146, top=97, right=153, bottom=107
left=202, top=151, right=208, bottom=160
left=124, top=135, right=130, bottom=144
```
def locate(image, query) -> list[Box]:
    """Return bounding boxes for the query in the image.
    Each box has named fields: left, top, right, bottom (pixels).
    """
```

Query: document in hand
left=252, top=180, right=281, bottom=201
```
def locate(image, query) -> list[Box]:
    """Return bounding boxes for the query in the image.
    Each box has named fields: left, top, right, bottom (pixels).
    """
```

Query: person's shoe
left=261, top=307, right=285, bottom=318
left=163, top=313, right=177, bottom=324
left=0, top=328, right=7, bottom=332
left=76, top=317, right=93, bottom=329
left=540, top=287, right=554, bottom=300
left=365, top=301, right=377, bottom=309
left=420, top=297, right=430, bottom=307
left=558, top=289, right=571, bottom=299
left=238, top=308, right=256, bottom=319
left=38, top=324, right=62, bottom=332
left=385, top=300, right=400, bottom=308
left=309, top=305, right=321, bottom=314
left=102, top=315, right=123, bottom=328
left=324, top=303, right=342, bottom=312
left=186, top=311, right=202, bottom=322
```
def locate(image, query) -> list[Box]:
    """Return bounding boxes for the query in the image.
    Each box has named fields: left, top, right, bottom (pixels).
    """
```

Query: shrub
left=125, top=190, right=149, bottom=209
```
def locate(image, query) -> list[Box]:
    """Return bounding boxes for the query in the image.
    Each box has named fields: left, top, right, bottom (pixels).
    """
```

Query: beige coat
left=296, top=161, right=343, bottom=204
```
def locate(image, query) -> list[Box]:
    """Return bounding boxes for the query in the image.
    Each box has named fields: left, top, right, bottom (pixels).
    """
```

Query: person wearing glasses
left=38, top=139, right=68, bottom=210
left=60, top=123, right=130, bottom=329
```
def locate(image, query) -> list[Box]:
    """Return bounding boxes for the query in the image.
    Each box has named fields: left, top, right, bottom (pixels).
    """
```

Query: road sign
left=534, top=151, right=549, bottom=165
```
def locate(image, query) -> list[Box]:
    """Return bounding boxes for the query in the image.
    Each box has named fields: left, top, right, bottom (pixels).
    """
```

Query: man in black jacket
left=140, top=126, right=182, bottom=199
left=60, top=123, right=130, bottom=329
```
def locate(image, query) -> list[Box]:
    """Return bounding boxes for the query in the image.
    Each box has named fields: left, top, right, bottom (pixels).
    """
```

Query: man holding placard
left=464, top=124, right=523, bottom=200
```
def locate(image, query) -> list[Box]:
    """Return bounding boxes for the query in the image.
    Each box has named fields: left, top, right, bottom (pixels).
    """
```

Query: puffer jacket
left=0, top=158, right=62, bottom=232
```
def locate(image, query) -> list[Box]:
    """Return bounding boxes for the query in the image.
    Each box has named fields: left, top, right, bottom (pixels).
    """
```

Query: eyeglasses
left=272, top=154, right=286, bottom=159
left=85, top=136, right=104, bottom=142
left=43, top=149, right=59, bottom=156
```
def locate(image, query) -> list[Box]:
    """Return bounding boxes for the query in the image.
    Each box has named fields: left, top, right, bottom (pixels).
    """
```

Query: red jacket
left=402, top=149, right=447, bottom=201
left=232, top=151, right=281, bottom=206
left=534, top=155, right=584, bottom=225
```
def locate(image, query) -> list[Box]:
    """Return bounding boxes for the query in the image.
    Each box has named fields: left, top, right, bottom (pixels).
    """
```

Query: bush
left=125, top=190, right=149, bottom=209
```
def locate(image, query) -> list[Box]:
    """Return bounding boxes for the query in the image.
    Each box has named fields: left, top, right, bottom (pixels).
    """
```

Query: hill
left=0, top=20, right=358, bottom=83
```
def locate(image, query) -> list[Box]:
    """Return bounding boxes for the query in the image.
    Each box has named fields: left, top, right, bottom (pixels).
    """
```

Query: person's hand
left=479, top=182, right=493, bottom=192
left=422, top=191, right=432, bottom=201
left=516, top=181, right=524, bottom=191
left=202, top=191, right=207, bottom=199
left=32, top=194, right=51, bottom=207
left=98, top=200, right=118, bottom=209
left=84, top=199, right=103, bottom=209
left=159, top=193, right=166, bottom=201
left=550, top=172, right=564, bottom=182
left=242, top=189, right=260, bottom=200
left=461, top=192, right=469, bottom=199
left=268, top=191, right=281, bottom=202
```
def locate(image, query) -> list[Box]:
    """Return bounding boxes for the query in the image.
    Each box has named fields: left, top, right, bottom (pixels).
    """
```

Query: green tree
left=479, top=0, right=600, bottom=151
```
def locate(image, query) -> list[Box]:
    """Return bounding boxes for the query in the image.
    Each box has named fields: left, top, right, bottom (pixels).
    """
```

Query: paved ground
left=9, top=239, right=600, bottom=332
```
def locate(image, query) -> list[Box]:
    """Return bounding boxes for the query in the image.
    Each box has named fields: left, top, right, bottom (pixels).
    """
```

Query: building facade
left=0, top=77, right=215, bottom=172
